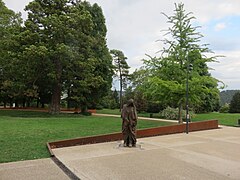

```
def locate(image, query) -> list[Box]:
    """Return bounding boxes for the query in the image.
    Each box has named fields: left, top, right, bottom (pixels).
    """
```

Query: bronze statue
left=121, top=99, right=138, bottom=147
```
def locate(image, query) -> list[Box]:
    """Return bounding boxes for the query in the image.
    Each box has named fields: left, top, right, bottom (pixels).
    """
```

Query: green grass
left=0, top=110, right=173, bottom=163
left=192, top=112, right=240, bottom=126
left=96, top=109, right=161, bottom=118
left=97, top=109, right=240, bottom=126
left=97, top=108, right=121, bottom=115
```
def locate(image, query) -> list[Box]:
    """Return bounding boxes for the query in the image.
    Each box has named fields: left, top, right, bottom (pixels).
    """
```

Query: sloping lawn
left=96, top=109, right=162, bottom=118
left=0, top=110, right=173, bottom=163
left=97, top=109, right=240, bottom=126
left=192, top=112, right=240, bottom=126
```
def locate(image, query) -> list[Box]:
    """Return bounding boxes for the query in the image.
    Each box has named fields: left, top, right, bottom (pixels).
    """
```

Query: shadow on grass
left=0, top=109, right=84, bottom=118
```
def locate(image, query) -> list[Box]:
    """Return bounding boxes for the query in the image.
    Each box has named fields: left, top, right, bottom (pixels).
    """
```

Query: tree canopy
left=131, top=3, right=220, bottom=121
left=0, top=0, right=113, bottom=113
left=0, top=0, right=23, bottom=107
left=110, top=49, right=130, bottom=109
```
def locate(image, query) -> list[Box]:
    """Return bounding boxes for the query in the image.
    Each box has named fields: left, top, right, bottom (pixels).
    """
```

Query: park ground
left=0, top=109, right=239, bottom=179
left=0, top=109, right=173, bottom=163
left=1, top=125, right=239, bottom=180
left=0, top=109, right=239, bottom=163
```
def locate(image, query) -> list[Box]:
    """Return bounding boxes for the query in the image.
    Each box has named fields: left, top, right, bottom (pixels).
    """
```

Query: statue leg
left=130, top=124, right=137, bottom=147
left=123, top=121, right=130, bottom=147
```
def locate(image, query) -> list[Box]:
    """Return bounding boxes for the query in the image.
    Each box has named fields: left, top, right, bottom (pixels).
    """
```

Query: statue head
left=127, top=99, right=134, bottom=107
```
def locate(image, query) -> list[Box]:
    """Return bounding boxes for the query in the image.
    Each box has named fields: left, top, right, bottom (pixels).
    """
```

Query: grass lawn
left=96, top=108, right=121, bottom=115
left=97, top=109, right=240, bottom=126
left=0, top=110, right=173, bottom=163
left=96, top=109, right=162, bottom=118
left=192, top=112, right=240, bottom=126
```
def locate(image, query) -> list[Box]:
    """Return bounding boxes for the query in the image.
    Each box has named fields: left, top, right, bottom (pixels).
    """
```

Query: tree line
left=1, top=1, right=223, bottom=119
left=220, top=90, right=240, bottom=106
left=0, top=0, right=114, bottom=114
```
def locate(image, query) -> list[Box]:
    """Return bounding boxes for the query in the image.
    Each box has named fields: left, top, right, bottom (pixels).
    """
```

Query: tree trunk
left=27, top=100, right=30, bottom=107
left=50, top=59, right=62, bottom=114
left=10, top=99, right=13, bottom=108
left=120, top=77, right=123, bottom=110
left=81, top=104, right=87, bottom=114
left=22, top=98, right=26, bottom=108
left=178, top=102, right=183, bottom=124
left=15, top=101, right=19, bottom=108
left=50, top=82, right=61, bottom=114
left=67, top=88, right=71, bottom=109
left=37, top=99, right=40, bottom=108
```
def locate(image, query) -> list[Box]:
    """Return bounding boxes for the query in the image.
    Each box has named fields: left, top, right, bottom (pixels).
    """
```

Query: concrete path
left=0, top=158, right=69, bottom=180
left=93, top=113, right=177, bottom=123
left=53, top=126, right=240, bottom=180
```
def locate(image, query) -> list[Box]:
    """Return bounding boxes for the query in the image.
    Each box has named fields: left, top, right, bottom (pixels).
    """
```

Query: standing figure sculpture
left=121, top=99, right=138, bottom=147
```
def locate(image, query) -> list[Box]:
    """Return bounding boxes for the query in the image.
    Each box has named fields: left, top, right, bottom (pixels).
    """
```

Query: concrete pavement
left=0, top=158, right=69, bottom=180
left=53, top=126, right=240, bottom=180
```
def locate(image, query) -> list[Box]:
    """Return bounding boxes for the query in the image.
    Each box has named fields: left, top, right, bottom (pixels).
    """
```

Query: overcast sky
left=3, top=0, right=240, bottom=90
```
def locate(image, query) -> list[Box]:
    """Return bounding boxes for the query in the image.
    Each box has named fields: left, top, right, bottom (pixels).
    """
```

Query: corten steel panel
left=137, top=124, right=185, bottom=138
left=47, top=120, right=218, bottom=152
left=189, top=120, right=218, bottom=132
left=48, top=133, right=123, bottom=149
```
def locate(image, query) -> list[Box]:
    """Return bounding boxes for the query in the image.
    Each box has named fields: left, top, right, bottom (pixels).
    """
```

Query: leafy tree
left=96, top=89, right=119, bottom=109
left=0, top=0, right=23, bottom=107
left=66, top=2, right=113, bottom=112
left=110, top=49, right=130, bottom=109
left=219, top=103, right=229, bottom=113
left=229, top=92, right=240, bottom=113
left=138, top=3, right=220, bottom=122
left=23, top=0, right=113, bottom=113
left=112, top=89, right=120, bottom=108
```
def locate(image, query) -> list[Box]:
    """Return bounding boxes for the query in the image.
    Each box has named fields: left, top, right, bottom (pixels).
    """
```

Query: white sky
left=3, top=0, right=240, bottom=90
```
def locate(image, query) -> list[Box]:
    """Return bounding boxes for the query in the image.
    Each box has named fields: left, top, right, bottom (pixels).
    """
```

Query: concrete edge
left=51, top=156, right=80, bottom=180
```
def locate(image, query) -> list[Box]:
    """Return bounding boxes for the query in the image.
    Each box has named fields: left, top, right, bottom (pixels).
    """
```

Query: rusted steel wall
left=47, top=120, right=218, bottom=153
left=137, top=124, right=185, bottom=138
left=49, top=133, right=123, bottom=149
left=189, top=120, right=218, bottom=131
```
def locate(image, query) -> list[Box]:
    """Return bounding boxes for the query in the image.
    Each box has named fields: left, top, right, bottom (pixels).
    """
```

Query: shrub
left=219, top=104, right=229, bottom=113
left=146, top=102, right=164, bottom=113
left=161, top=106, right=195, bottom=120
left=80, top=111, right=92, bottom=116
left=161, top=106, right=178, bottom=120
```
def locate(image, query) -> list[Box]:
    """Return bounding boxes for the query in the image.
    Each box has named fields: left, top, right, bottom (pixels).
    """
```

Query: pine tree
left=110, top=49, right=130, bottom=109
left=229, top=92, right=240, bottom=113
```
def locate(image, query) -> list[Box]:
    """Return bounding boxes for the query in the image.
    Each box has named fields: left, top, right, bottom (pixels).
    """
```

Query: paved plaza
left=1, top=126, right=239, bottom=180
left=0, top=158, right=69, bottom=180
left=53, top=126, right=240, bottom=180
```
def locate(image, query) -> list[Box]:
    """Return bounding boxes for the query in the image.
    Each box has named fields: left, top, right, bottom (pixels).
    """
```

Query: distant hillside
left=220, top=90, right=240, bottom=106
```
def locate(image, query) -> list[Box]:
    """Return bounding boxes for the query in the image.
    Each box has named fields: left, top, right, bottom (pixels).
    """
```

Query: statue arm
left=121, top=105, right=128, bottom=121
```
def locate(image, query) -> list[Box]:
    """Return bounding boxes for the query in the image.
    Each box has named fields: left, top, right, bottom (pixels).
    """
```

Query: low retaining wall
left=47, top=120, right=218, bottom=156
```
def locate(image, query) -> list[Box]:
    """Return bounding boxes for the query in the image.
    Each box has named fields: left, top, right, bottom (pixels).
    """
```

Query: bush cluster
left=160, top=106, right=195, bottom=120
left=219, top=104, right=229, bottom=113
